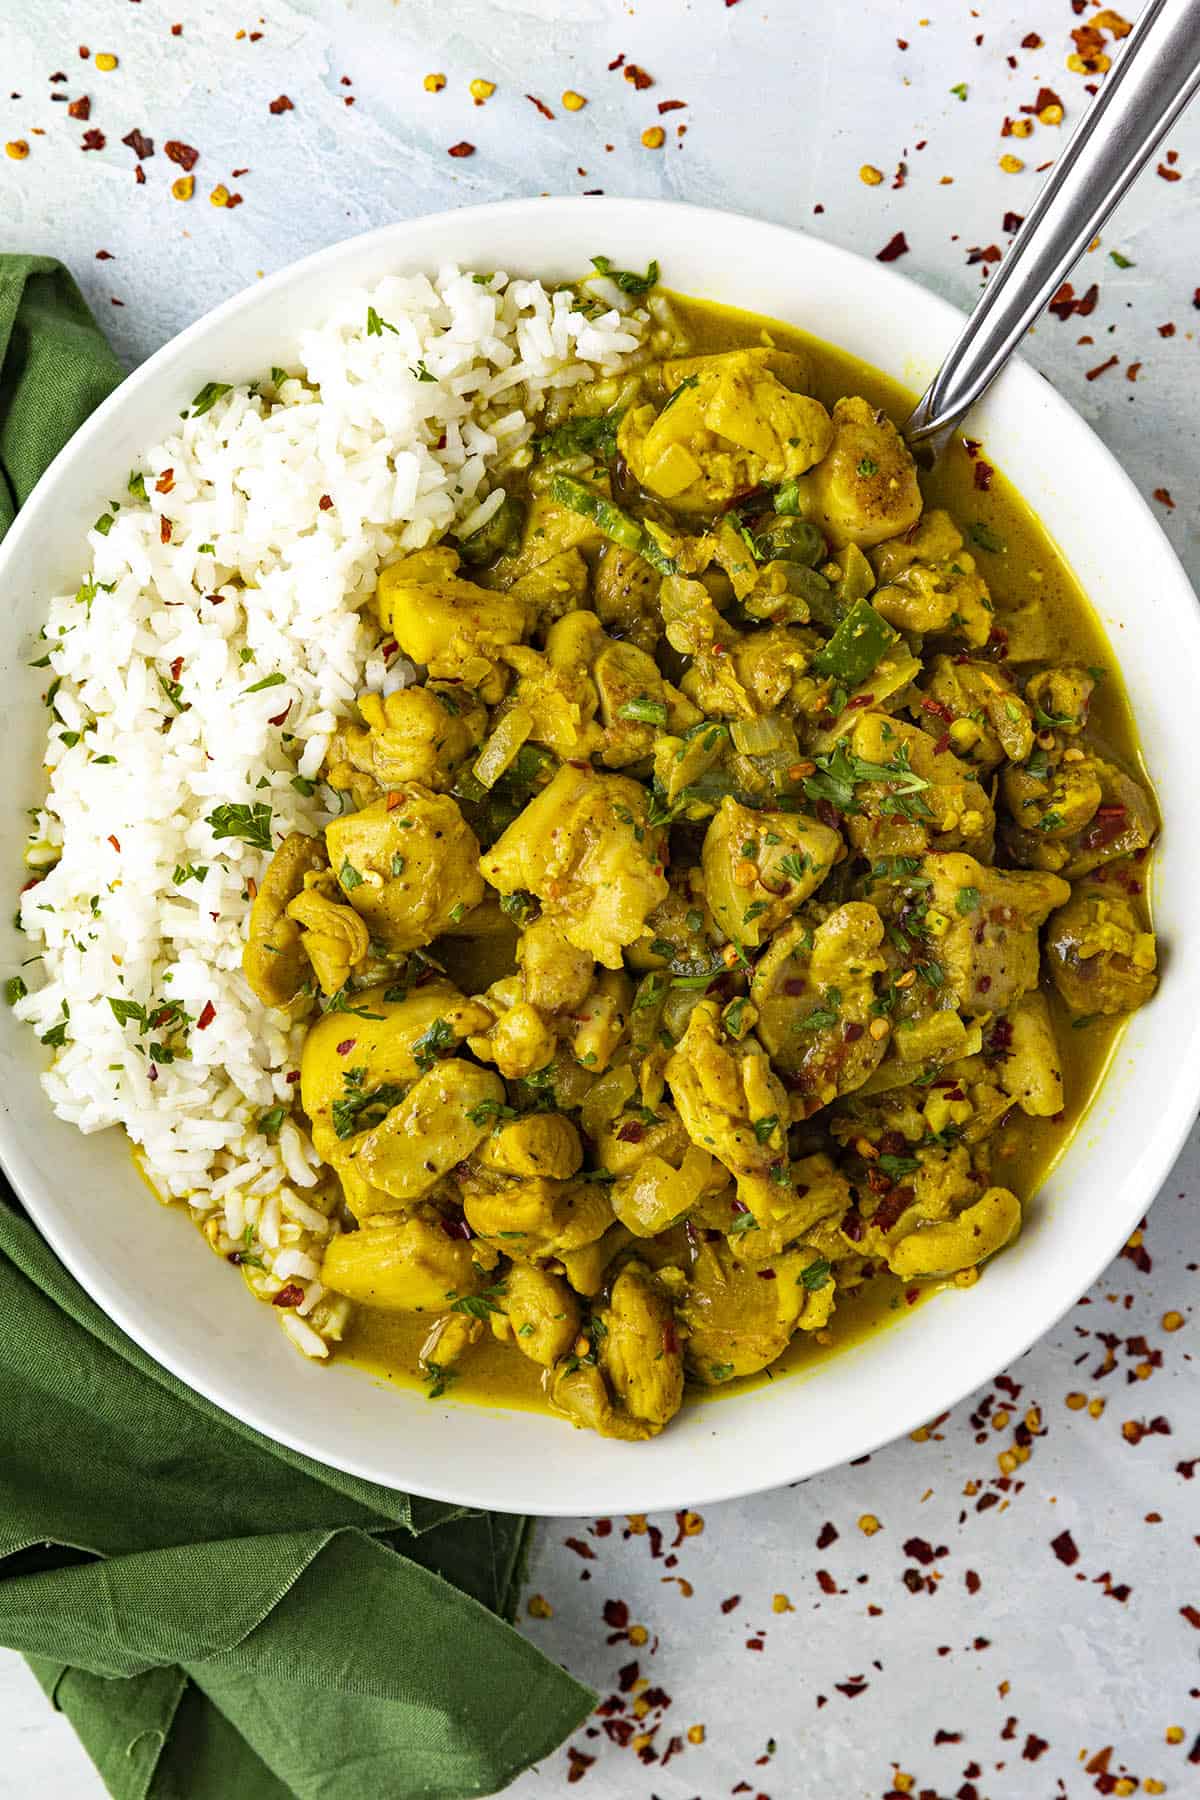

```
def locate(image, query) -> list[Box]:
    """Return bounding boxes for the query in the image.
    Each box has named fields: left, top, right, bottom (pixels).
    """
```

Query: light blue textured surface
left=2, top=3, right=1198, bottom=1796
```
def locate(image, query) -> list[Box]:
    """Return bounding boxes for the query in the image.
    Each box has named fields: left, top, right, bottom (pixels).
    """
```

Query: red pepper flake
left=607, top=53, right=625, bottom=70
left=172, top=23, right=183, bottom=35
left=720, top=1593, right=741, bottom=1613
left=658, top=99, right=686, bottom=114
left=965, top=1568, right=981, bottom=1594
left=566, top=1748, right=595, bottom=1783
left=106, top=833, right=121, bottom=854
left=272, top=1283, right=304, bottom=1308
left=196, top=999, right=216, bottom=1030
left=1152, top=487, right=1175, bottom=508
left=602, top=1598, right=629, bottom=1629
left=155, top=469, right=175, bottom=494
left=816, top=1521, right=838, bottom=1549
left=623, top=64, right=653, bottom=90
left=49, top=71, right=67, bottom=83
left=335, top=1038, right=356, bottom=1057
left=836, top=1679, right=868, bottom=1698
left=1021, top=32, right=1043, bottom=48
left=1157, top=162, right=1182, bottom=182
left=1126, top=361, right=1141, bottom=381
left=160, top=515, right=173, bottom=545
left=318, top=493, right=333, bottom=511
left=67, top=95, right=90, bottom=119
left=78, top=45, right=89, bottom=59
left=745, top=1636, right=765, bottom=1651
left=1086, top=354, right=1119, bottom=381
left=966, top=245, right=1002, bottom=267
left=448, top=141, right=475, bottom=158
left=973, top=459, right=995, bottom=492
left=164, top=139, right=199, bottom=170
left=1158, top=321, right=1176, bottom=337
left=816, top=1569, right=838, bottom=1595
left=1050, top=1528, right=1079, bottom=1566
left=96, top=249, right=113, bottom=261
left=616, top=1121, right=644, bottom=1143
left=268, top=94, right=294, bottom=115
left=122, top=127, right=154, bottom=157
left=563, top=1536, right=595, bottom=1559
left=268, top=704, right=290, bottom=726
left=897, top=37, right=908, bottom=48
left=876, top=230, right=909, bottom=263
left=1002, top=210, right=1024, bottom=232
left=135, top=164, right=145, bottom=184
left=526, top=93, right=555, bottom=119
left=81, top=129, right=106, bottom=151
left=934, top=1729, right=962, bottom=1745
left=1022, top=1734, right=1049, bottom=1762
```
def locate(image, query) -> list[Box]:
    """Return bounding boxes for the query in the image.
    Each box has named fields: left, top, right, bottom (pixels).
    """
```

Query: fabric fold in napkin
left=0, top=255, right=592, bottom=1799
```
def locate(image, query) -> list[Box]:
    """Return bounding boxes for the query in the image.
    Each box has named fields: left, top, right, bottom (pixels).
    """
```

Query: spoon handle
left=905, top=0, right=1200, bottom=456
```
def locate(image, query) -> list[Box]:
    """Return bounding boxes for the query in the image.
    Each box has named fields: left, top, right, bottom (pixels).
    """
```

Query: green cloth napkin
left=0, top=256, right=592, bottom=1799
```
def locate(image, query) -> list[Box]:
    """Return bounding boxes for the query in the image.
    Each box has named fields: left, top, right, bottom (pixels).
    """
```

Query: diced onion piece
left=473, top=705, right=534, bottom=790
left=731, top=714, right=784, bottom=756
left=580, top=1063, right=638, bottom=1141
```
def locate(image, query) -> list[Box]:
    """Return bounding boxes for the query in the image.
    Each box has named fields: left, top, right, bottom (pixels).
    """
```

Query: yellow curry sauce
left=241, top=285, right=1158, bottom=1437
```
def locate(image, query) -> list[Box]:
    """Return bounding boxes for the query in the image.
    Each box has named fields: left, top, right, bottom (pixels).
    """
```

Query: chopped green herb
left=5, top=976, right=27, bottom=1006
left=589, top=254, right=659, bottom=295
left=244, top=672, right=287, bottom=694
left=727, top=1210, right=760, bottom=1235
left=856, top=457, right=879, bottom=476
left=93, top=512, right=115, bottom=536
left=618, top=695, right=669, bottom=727
left=128, top=470, right=148, bottom=501
left=753, top=1115, right=779, bottom=1143
left=411, top=1015, right=455, bottom=1072
left=800, top=1258, right=833, bottom=1291
left=955, top=886, right=981, bottom=915
left=366, top=306, right=398, bottom=337
left=206, top=802, right=273, bottom=853
left=1109, top=250, right=1135, bottom=269
left=950, top=81, right=968, bottom=100
left=257, top=1105, right=287, bottom=1140
left=191, top=381, right=232, bottom=417
left=969, top=521, right=1006, bottom=554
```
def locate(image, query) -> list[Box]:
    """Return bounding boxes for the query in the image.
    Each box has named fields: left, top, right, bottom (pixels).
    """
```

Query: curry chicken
left=241, top=289, right=1159, bottom=1441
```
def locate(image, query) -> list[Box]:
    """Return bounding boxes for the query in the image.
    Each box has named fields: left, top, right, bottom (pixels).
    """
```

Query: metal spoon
left=905, top=0, right=1200, bottom=461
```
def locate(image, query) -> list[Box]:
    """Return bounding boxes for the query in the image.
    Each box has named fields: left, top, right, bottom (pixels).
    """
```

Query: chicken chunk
left=376, top=551, right=528, bottom=703
left=300, top=978, right=490, bottom=1161
left=285, top=877, right=371, bottom=996
left=869, top=509, right=994, bottom=646
left=665, top=1000, right=792, bottom=1214
left=1044, top=887, right=1158, bottom=1017
left=343, top=1058, right=506, bottom=1202
left=243, top=831, right=328, bottom=1007
left=333, top=685, right=487, bottom=792
left=322, top=1215, right=485, bottom=1313
left=796, top=396, right=923, bottom=549
left=595, top=1262, right=684, bottom=1434
left=750, top=904, right=889, bottom=1099
left=681, top=1240, right=835, bottom=1384
left=592, top=542, right=662, bottom=654
left=517, top=916, right=594, bottom=1014
left=887, top=1185, right=1021, bottom=1278
left=479, top=1113, right=583, bottom=1180
left=843, top=712, right=995, bottom=861
left=460, top=1171, right=615, bottom=1260
left=920, top=656, right=1034, bottom=770
left=992, top=990, right=1064, bottom=1117
left=920, top=851, right=1071, bottom=1017
left=479, top=764, right=668, bottom=969
left=619, top=352, right=833, bottom=512
left=503, top=1263, right=580, bottom=1367
left=701, top=798, right=841, bottom=947
left=325, top=786, right=484, bottom=952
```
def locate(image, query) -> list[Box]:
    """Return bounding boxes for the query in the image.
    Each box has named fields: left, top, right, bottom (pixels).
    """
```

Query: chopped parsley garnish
left=244, top=672, right=287, bottom=694
left=955, top=886, right=981, bottom=915
left=856, top=457, right=879, bottom=476
left=795, top=987, right=842, bottom=1032
left=323, top=983, right=386, bottom=1021
left=499, top=889, right=538, bottom=925
left=535, top=410, right=623, bottom=460
left=173, top=863, right=208, bottom=885
left=709, top=1361, right=735, bottom=1382
left=331, top=1067, right=406, bottom=1139
left=753, top=1115, right=779, bottom=1143
left=411, top=1015, right=455, bottom=1072
left=127, top=470, right=147, bottom=501
left=339, top=858, right=364, bottom=891
left=409, top=359, right=436, bottom=382
left=206, top=802, right=273, bottom=852
left=257, top=1105, right=287, bottom=1140
left=877, top=1152, right=919, bottom=1180
left=800, top=1258, right=833, bottom=1291
left=290, top=774, right=317, bottom=798
left=727, top=1209, right=759, bottom=1235
left=777, top=851, right=811, bottom=883
left=366, top=306, right=398, bottom=337
left=1037, top=810, right=1066, bottom=833
left=969, top=521, right=1006, bottom=554
left=424, top=1361, right=458, bottom=1400
left=5, top=976, right=27, bottom=1005
left=589, top=254, right=659, bottom=295
left=450, top=1283, right=507, bottom=1321
left=93, top=512, right=114, bottom=536
left=466, top=1098, right=519, bottom=1129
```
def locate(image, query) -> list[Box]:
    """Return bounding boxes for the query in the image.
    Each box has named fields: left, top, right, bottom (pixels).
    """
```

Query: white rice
left=16, top=265, right=648, bottom=1352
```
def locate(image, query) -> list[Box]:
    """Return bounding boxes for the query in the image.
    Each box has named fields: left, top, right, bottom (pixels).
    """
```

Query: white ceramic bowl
left=2, top=198, right=1196, bottom=1516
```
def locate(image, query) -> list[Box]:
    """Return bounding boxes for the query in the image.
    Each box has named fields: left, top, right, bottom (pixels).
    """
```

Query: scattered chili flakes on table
left=876, top=232, right=909, bottom=262
left=527, top=94, right=555, bottom=119
left=268, top=94, right=294, bottom=115
left=165, top=139, right=198, bottom=170
left=447, top=141, right=475, bottom=158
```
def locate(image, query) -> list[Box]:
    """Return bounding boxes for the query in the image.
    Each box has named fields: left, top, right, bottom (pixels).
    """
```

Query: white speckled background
left=1, top=2, right=1197, bottom=1795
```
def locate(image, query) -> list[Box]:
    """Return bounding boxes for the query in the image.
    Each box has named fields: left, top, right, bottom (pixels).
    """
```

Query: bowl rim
left=2, top=193, right=1197, bottom=1515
